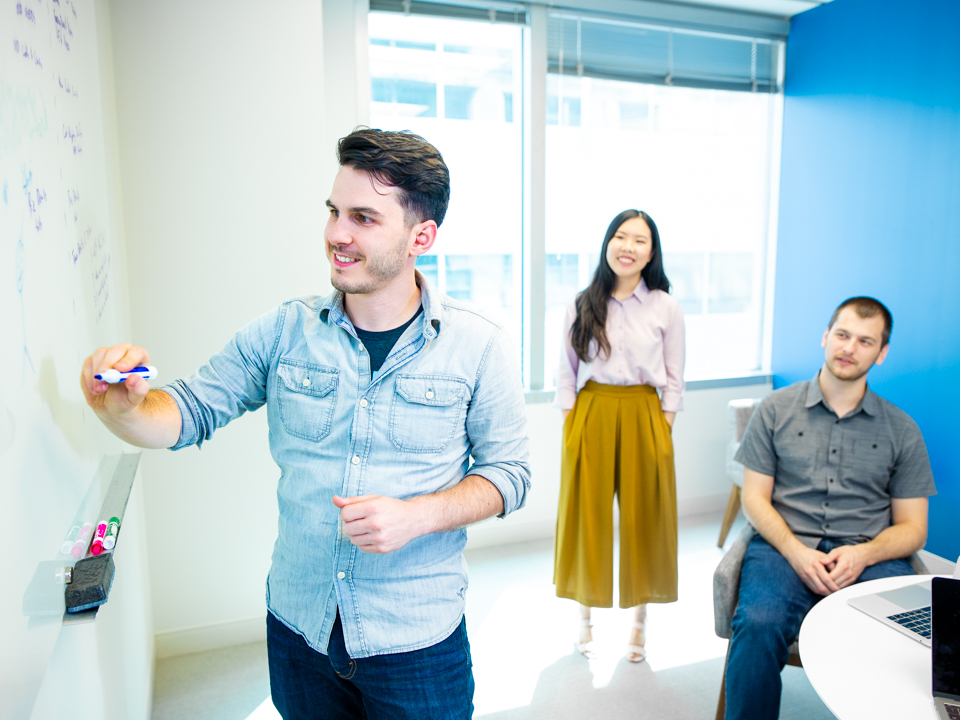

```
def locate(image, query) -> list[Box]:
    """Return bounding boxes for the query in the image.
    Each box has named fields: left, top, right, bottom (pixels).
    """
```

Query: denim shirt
left=160, top=274, right=531, bottom=658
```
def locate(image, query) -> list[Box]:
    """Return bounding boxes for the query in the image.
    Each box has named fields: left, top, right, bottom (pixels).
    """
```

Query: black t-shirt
left=354, top=305, right=424, bottom=376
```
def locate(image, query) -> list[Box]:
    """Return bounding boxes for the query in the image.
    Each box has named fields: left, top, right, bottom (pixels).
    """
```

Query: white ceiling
left=661, top=0, right=830, bottom=18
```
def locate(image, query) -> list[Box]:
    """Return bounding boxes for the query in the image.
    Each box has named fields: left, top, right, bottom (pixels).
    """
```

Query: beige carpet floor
left=152, top=514, right=836, bottom=720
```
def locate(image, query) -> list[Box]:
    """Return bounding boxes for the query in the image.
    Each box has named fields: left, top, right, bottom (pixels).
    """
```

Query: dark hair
left=570, top=210, right=671, bottom=363
left=828, top=296, right=893, bottom=347
left=337, top=127, right=451, bottom=227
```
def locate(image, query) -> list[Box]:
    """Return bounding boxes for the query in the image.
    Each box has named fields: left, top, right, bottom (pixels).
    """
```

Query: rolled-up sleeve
left=160, top=305, right=284, bottom=450
left=554, top=299, right=580, bottom=411
left=465, top=328, right=531, bottom=516
left=660, top=299, right=686, bottom=413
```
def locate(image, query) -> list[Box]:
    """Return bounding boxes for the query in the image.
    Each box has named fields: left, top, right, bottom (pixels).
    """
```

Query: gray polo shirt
left=735, top=372, right=936, bottom=548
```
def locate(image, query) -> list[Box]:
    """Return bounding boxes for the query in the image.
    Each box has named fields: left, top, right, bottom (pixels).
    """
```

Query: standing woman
left=554, top=209, right=685, bottom=663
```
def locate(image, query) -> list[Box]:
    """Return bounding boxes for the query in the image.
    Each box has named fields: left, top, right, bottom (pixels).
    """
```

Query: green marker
left=102, top=517, right=120, bottom=551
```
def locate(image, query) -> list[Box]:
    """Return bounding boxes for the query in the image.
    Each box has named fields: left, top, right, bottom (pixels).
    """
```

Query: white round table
left=799, top=574, right=940, bottom=720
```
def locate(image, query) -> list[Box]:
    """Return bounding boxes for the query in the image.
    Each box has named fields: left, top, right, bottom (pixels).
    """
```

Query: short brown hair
left=828, top=297, right=893, bottom=347
left=337, top=128, right=450, bottom=227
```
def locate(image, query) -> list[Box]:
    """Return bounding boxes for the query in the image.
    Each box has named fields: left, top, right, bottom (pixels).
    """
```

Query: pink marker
left=71, top=522, right=95, bottom=558
left=90, top=520, right=108, bottom=555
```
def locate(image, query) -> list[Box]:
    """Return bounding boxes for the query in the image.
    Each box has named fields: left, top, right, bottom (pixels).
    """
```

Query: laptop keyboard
left=887, top=605, right=932, bottom=639
left=946, top=702, right=960, bottom=720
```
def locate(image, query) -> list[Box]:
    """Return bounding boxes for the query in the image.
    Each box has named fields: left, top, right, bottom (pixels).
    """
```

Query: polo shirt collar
left=804, top=370, right=878, bottom=417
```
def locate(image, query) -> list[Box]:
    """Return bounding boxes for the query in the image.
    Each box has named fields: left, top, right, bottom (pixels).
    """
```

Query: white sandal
left=626, top=619, right=646, bottom=663
left=576, top=616, right=596, bottom=659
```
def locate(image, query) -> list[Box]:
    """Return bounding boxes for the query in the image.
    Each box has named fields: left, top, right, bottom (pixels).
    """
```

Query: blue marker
left=95, top=366, right=158, bottom=383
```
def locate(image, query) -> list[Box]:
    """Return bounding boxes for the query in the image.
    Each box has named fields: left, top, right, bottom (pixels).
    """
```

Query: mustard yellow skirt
left=554, top=381, right=678, bottom=608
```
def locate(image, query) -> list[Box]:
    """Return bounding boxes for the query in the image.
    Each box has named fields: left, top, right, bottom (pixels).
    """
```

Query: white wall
left=108, top=0, right=330, bottom=656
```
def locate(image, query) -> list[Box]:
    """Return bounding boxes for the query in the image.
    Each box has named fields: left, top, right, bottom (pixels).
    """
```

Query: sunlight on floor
left=244, top=697, right=280, bottom=720
left=469, top=527, right=734, bottom=717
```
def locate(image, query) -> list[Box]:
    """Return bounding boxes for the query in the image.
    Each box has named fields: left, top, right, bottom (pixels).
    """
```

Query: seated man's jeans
left=725, top=535, right=915, bottom=720
left=267, top=611, right=474, bottom=720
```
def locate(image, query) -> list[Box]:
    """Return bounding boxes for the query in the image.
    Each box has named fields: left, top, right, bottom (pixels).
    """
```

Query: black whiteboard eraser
left=65, top=554, right=116, bottom=613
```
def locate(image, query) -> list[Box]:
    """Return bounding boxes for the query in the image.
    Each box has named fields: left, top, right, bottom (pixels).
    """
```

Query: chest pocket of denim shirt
left=390, top=374, right=467, bottom=453
left=276, top=359, right=339, bottom=442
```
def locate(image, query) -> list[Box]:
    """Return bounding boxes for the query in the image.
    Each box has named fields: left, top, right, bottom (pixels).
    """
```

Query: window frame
left=365, top=2, right=785, bottom=398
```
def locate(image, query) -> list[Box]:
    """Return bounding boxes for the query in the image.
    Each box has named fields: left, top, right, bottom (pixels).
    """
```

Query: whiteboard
left=0, top=1, right=130, bottom=717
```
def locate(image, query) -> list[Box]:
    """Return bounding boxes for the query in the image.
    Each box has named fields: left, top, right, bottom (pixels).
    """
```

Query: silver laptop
left=847, top=557, right=960, bottom=648
left=847, top=563, right=960, bottom=720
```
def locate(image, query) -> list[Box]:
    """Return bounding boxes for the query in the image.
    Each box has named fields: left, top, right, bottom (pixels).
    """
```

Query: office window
left=370, top=7, right=783, bottom=389
left=369, top=12, right=524, bottom=355
left=544, top=20, right=782, bottom=382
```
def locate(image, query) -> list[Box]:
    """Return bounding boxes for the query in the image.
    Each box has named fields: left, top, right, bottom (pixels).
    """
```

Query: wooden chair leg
left=717, top=486, right=742, bottom=548
left=716, top=641, right=730, bottom=720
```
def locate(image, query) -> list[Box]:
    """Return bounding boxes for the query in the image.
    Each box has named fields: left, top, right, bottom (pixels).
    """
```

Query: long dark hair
left=570, top=209, right=670, bottom=363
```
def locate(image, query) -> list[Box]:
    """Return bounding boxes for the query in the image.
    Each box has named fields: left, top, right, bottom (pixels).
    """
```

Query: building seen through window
left=370, top=10, right=782, bottom=388
left=369, top=13, right=524, bottom=360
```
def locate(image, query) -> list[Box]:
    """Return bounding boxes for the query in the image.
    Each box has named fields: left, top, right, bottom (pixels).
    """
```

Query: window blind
left=548, top=13, right=783, bottom=93
left=369, top=0, right=527, bottom=25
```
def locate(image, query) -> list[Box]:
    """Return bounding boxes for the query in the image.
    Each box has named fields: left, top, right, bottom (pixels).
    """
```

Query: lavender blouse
left=555, top=278, right=686, bottom=413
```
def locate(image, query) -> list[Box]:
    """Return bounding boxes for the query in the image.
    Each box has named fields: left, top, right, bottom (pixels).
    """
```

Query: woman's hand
left=664, top=411, right=675, bottom=429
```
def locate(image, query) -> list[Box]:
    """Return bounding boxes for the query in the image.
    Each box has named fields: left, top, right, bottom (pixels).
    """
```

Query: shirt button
left=425, top=390, right=434, bottom=400
left=824, top=523, right=831, bottom=529
left=337, top=572, right=345, bottom=580
left=351, top=455, right=360, bottom=465
left=831, top=449, right=837, bottom=454
left=359, top=399, right=368, bottom=408
left=829, top=478, right=835, bottom=483
left=302, top=378, right=311, bottom=387
left=824, top=502, right=830, bottom=507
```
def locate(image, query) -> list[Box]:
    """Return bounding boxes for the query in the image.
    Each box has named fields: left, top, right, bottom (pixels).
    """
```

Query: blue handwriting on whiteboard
left=54, top=10, right=73, bottom=50
left=16, top=2, right=37, bottom=23
left=70, top=225, right=91, bottom=264
left=63, top=122, right=82, bottom=154
left=15, top=221, right=35, bottom=381
left=22, top=167, right=45, bottom=232
left=58, top=75, right=79, bottom=98
left=13, top=38, right=43, bottom=69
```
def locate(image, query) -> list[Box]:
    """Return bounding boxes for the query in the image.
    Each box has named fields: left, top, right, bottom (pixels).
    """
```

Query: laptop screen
left=933, top=577, right=960, bottom=699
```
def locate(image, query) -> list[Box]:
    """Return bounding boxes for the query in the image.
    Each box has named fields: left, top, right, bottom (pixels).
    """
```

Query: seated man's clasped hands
left=724, top=297, right=936, bottom=720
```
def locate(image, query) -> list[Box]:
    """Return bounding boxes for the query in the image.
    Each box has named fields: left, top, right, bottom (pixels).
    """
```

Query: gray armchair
left=713, top=524, right=930, bottom=720
left=718, top=398, right=763, bottom=547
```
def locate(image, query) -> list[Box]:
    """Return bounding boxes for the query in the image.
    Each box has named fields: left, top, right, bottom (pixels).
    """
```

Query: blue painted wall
left=772, top=0, right=960, bottom=559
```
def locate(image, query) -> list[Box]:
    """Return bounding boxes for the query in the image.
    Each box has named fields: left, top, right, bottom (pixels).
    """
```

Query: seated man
left=725, top=296, right=936, bottom=720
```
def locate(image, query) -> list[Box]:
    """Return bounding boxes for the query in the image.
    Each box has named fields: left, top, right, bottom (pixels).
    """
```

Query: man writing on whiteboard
left=80, top=128, right=530, bottom=719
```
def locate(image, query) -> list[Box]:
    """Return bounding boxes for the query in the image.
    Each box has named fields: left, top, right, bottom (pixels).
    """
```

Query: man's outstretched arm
left=80, top=343, right=181, bottom=449
left=742, top=468, right=841, bottom=596
left=333, top=474, right=504, bottom=554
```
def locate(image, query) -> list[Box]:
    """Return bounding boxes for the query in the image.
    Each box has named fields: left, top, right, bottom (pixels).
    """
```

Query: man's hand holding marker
left=80, top=344, right=180, bottom=449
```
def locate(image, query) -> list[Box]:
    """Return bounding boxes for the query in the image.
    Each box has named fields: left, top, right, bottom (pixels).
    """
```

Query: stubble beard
left=329, top=234, right=409, bottom=295
left=825, top=356, right=871, bottom=383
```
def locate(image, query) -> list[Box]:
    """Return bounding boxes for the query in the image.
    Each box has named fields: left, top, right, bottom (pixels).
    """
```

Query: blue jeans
left=267, top=611, right=474, bottom=719
left=724, top=536, right=915, bottom=720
